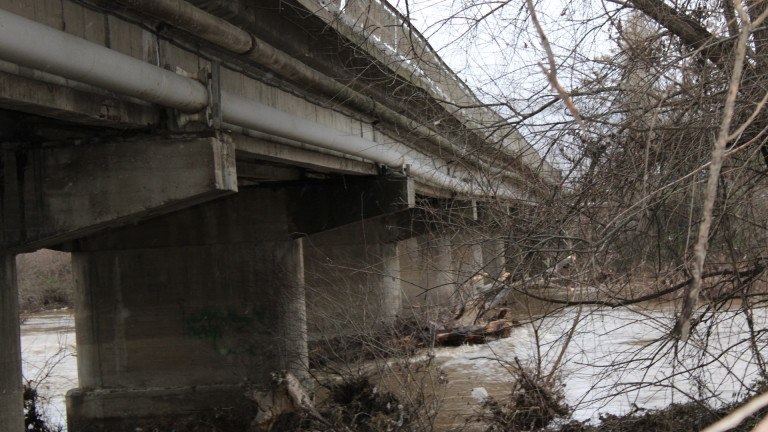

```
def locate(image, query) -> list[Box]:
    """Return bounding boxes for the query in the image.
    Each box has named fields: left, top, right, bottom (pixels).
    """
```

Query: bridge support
left=304, top=222, right=401, bottom=337
left=0, top=254, right=23, bottom=432
left=451, top=233, right=485, bottom=283
left=66, top=187, right=307, bottom=431
left=398, top=236, right=454, bottom=317
left=481, top=238, right=507, bottom=281
left=0, top=136, right=236, bottom=252
left=399, top=233, right=508, bottom=316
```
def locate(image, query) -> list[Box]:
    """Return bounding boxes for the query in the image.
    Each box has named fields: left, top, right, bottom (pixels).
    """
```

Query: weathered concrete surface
left=450, top=233, right=484, bottom=284
left=304, top=221, right=402, bottom=337
left=481, top=238, right=507, bottom=281
left=399, top=233, right=508, bottom=318
left=0, top=254, right=23, bottom=432
left=398, top=236, right=455, bottom=317
left=0, top=69, right=160, bottom=128
left=0, top=136, right=236, bottom=252
left=67, top=187, right=306, bottom=431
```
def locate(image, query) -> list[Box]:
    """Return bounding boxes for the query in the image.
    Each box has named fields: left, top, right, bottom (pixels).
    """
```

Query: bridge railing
left=300, top=0, right=559, bottom=183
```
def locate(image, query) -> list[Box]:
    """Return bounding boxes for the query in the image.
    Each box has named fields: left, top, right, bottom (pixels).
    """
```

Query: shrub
left=478, top=361, right=570, bottom=431
left=24, top=382, right=62, bottom=432
left=17, top=250, right=74, bottom=313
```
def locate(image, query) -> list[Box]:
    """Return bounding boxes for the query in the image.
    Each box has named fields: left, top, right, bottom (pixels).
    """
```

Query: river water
left=20, top=309, right=77, bottom=431
left=429, top=301, right=768, bottom=430
left=20, top=303, right=767, bottom=431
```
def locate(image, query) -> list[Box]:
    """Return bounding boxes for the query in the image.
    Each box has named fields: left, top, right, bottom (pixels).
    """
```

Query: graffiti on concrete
left=184, top=307, right=267, bottom=356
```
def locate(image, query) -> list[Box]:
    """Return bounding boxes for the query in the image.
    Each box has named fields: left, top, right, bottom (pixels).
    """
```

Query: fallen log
left=434, top=318, right=518, bottom=346
left=451, top=255, right=577, bottom=327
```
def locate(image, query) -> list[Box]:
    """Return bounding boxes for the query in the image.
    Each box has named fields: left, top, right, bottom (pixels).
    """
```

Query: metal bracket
left=378, top=163, right=410, bottom=178
left=165, top=63, right=221, bottom=131
left=208, top=61, right=222, bottom=130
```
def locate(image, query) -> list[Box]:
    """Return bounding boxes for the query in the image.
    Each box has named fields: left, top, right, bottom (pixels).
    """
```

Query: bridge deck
left=0, top=0, right=556, bottom=201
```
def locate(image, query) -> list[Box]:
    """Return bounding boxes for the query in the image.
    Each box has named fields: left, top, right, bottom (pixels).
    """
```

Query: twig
left=701, top=391, right=768, bottom=432
left=525, top=0, right=587, bottom=132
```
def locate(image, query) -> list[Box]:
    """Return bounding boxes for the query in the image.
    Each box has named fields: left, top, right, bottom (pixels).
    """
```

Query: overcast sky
left=391, top=1, right=613, bottom=99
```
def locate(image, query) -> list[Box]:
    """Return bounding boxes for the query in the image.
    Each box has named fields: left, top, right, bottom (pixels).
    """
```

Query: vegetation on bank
left=476, top=364, right=768, bottom=432
left=17, top=250, right=74, bottom=315
left=557, top=380, right=768, bottom=432
left=24, top=382, right=62, bottom=432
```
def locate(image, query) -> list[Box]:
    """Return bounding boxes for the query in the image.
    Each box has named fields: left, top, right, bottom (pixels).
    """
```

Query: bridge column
left=481, top=238, right=507, bottom=281
left=398, top=236, right=455, bottom=317
left=0, top=254, right=23, bottom=432
left=304, top=222, right=401, bottom=337
left=66, top=187, right=307, bottom=431
left=451, top=233, right=485, bottom=281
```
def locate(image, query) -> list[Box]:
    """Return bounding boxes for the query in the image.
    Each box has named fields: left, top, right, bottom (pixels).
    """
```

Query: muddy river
left=20, top=303, right=767, bottom=431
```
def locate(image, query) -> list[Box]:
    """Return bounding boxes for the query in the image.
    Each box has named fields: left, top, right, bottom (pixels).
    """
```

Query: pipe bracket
left=166, top=64, right=220, bottom=131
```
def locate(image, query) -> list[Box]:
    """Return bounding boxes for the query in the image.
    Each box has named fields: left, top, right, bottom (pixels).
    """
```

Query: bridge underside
left=0, top=0, right=544, bottom=429
left=0, top=133, right=510, bottom=431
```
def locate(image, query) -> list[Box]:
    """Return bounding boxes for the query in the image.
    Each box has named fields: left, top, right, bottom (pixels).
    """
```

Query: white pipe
left=221, top=91, right=490, bottom=195
left=0, top=8, right=515, bottom=198
left=115, top=0, right=254, bottom=54
left=0, top=8, right=209, bottom=113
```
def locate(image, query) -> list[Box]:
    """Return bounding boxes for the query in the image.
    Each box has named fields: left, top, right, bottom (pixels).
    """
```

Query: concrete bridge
left=0, top=0, right=556, bottom=430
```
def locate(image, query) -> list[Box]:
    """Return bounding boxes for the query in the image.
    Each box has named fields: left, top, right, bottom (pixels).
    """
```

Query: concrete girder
left=232, top=132, right=379, bottom=177
left=0, top=136, right=237, bottom=253
left=0, top=69, right=161, bottom=129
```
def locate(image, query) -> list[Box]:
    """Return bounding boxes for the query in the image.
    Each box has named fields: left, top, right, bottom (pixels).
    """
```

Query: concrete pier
left=398, top=236, right=455, bottom=317
left=66, top=187, right=307, bottom=431
left=481, top=238, right=507, bottom=281
left=0, top=254, right=23, bottom=432
left=304, top=222, right=401, bottom=337
left=399, top=232, right=508, bottom=318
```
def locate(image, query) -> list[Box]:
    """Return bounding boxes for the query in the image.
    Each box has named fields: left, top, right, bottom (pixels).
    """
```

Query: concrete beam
left=0, top=136, right=236, bottom=252
left=235, top=160, right=302, bottom=183
left=0, top=69, right=160, bottom=128
left=289, top=175, right=415, bottom=236
left=232, top=132, right=378, bottom=176
left=0, top=254, right=23, bottom=432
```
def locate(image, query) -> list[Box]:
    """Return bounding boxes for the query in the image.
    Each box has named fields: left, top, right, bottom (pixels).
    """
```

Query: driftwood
left=431, top=256, right=576, bottom=347
left=251, top=371, right=331, bottom=431
left=452, top=256, right=576, bottom=327
left=434, top=317, right=518, bottom=346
